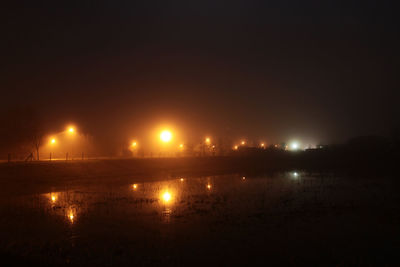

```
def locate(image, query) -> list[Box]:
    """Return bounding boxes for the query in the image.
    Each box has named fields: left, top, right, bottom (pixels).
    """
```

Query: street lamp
left=160, top=130, right=172, bottom=143
left=290, top=142, right=299, bottom=150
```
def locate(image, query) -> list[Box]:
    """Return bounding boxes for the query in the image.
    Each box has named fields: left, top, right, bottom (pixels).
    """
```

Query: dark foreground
left=0, top=159, right=399, bottom=266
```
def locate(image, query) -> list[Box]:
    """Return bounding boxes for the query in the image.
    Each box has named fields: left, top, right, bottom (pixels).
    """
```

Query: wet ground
left=0, top=171, right=399, bottom=266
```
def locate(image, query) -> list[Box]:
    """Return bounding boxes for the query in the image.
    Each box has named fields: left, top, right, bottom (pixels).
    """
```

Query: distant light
left=291, top=142, right=299, bottom=150
left=234, top=145, right=238, bottom=150
left=68, top=127, right=75, bottom=134
left=160, top=130, right=172, bottom=142
left=131, top=141, right=137, bottom=147
left=133, top=184, right=137, bottom=189
left=242, top=176, right=246, bottom=180
left=241, top=141, right=246, bottom=145
left=180, top=178, right=184, bottom=182
left=207, top=184, right=212, bottom=190
left=162, top=192, right=171, bottom=202
left=50, top=193, right=57, bottom=203
left=261, top=143, right=265, bottom=147
left=274, top=144, right=278, bottom=148
left=179, top=144, right=184, bottom=149
left=293, top=172, right=298, bottom=177
left=50, top=138, right=56, bottom=144
left=205, top=137, right=211, bottom=144
left=68, top=211, right=74, bottom=223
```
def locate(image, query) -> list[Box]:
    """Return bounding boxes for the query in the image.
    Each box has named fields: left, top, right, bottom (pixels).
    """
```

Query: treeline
left=231, top=134, right=400, bottom=172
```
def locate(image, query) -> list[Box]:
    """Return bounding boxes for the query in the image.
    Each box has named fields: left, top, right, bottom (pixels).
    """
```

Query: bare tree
left=0, top=107, right=45, bottom=160
left=32, top=128, right=44, bottom=160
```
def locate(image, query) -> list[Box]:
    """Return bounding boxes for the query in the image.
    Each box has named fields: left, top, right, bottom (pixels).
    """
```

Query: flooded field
left=1, top=172, right=399, bottom=266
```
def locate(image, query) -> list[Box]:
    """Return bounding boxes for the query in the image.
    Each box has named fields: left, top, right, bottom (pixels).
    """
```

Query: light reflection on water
left=3, top=171, right=394, bottom=266
left=1, top=172, right=397, bottom=266
left=8, top=172, right=323, bottom=229
left=35, top=175, right=254, bottom=226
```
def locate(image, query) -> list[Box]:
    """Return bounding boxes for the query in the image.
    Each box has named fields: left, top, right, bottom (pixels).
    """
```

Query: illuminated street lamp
left=160, top=130, right=172, bottom=143
left=131, top=141, right=137, bottom=148
left=205, top=137, right=211, bottom=144
left=234, top=145, right=238, bottom=150
left=290, top=142, right=299, bottom=150
left=162, top=191, right=171, bottom=203
left=68, top=210, right=75, bottom=223
left=68, top=127, right=75, bottom=134
left=50, top=138, right=56, bottom=145
left=260, top=143, right=265, bottom=148
left=241, top=140, right=246, bottom=145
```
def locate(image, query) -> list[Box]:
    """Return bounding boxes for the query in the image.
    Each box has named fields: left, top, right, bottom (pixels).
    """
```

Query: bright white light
left=160, top=130, right=172, bottom=142
left=291, top=142, right=299, bottom=150
left=162, top=192, right=171, bottom=202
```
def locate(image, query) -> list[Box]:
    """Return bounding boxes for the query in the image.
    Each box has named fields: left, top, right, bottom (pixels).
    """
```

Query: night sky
left=2, top=1, right=399, bottom=146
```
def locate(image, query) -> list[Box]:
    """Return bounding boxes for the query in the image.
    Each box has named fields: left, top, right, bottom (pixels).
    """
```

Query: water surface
left=1, top=172, right=398, bottom=266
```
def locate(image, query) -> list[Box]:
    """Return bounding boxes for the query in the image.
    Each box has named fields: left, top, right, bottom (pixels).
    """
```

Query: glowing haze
left=1, top=1, right=398, bottom=155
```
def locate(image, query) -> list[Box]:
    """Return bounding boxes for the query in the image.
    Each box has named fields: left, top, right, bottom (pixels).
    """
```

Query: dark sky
left=2, top=0, right=399, bottom=146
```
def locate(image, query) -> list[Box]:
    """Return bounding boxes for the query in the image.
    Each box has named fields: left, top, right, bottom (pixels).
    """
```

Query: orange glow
left=180, top=178, right=184, bottom=182
left=50, top=193, right=58, bottom=203
left=234, top=145, right=238, bottom=150
left=160, top=130, right=172, bottom=142
left=241, top=141, right=246, bottom=145
left=68, top=127, right=75, bottom=134
left=242, top=176, right=246, bottom=180
left=162, top=191, right=171, bottom=202
left=131, top=141, right=137, bottom=147
left=261, top=143, right=265, bottom=147
left=133, top=184, right=137, bottom=189
left=68, top=210, right=74, bottom=223
left=179, top=144, right=184, bottom=149
left=205, top=137, right=211, bottom=144
left=207, top=184, right=212, bottom=190
left=50, top=138, right=56, bottom=145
